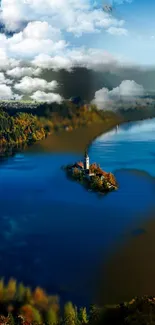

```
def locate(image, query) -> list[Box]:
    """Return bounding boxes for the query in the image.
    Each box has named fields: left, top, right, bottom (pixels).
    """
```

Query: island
left=63, top=150, right=118, bottom=194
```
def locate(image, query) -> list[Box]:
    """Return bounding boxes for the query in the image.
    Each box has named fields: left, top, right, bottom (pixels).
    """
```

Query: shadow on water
left=95, top=208, right=155, bottom=306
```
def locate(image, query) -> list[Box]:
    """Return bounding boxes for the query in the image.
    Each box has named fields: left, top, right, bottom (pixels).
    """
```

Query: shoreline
left=26, top=118, right=122, bottom=155
left=26, top=112, right=155, bottom=156
left=2, top=112, right=155, bottom=157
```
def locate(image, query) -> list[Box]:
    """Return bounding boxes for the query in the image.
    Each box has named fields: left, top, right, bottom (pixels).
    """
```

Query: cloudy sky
left=0, top=0, right=154, bottom=105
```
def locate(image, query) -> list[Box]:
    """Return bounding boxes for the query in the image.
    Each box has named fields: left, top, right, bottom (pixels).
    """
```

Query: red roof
left=77, top=161, right=84, bottom=167
left=72, top=162, right=84, bottom=169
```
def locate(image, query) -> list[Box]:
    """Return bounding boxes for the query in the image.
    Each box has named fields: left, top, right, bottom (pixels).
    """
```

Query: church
left=70, top=150, right=95, bottom=179
left=83, top=150, right=95, bottom=179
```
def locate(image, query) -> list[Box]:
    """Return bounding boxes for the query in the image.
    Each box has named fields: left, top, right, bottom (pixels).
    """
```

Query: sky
left=0, top=0, right=155, bottom=105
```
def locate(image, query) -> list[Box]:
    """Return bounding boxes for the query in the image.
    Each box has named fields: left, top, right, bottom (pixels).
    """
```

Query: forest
left=0, top=102, right=121, bottom=156
left=0, top=278, right=154, bottom=324
left=1, top=97, right=155, bottom=157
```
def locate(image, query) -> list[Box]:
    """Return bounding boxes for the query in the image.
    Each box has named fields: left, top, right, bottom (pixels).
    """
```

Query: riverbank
left=26, top=108, right=155, bottom=155
left=0, top=103, right=122, bottom=157
left=2, top=103, right=155, bottom=157
left=26, top=118, right=122, bottom=154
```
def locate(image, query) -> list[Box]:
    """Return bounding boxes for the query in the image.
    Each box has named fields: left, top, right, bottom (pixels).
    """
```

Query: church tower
left=84, top=149, right=89, bottom=170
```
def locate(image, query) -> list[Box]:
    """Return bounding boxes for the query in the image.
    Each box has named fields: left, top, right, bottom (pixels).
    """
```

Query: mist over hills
left=34, top=67, right=155, bottom=101
left=1, top=65, right=155, bottom=113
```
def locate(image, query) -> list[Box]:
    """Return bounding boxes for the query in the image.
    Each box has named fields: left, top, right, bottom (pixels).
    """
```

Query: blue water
left=0, top=118, right=155, bottom=306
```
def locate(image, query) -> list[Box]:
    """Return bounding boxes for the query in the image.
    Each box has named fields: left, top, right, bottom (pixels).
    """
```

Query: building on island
left=84, top=150, right=95, bottom=179
left=84, top=150, right=89, bottom=170
left=70, top=150, right=95, bottom=179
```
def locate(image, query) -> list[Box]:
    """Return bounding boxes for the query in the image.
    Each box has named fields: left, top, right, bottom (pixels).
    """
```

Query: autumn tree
left=6, top=278, right=17, bottom=300
left=20, top=304, right=42, bottom=324
left=33, top=287, right=48, bottom=309
left=72, top=167, right=82, bottom=181
left=79, top=307, right=88, bottom=324
left=0, top=278, right=4, bottom=301
left=106, top=172, right=116, bottom=186
left=46, top=308, right=58, bottom=325
left=24, top=288, right=32, bottom=305
left=16, top=283, right=26, bottom=303
left=90, top=176, right=103, bottom=191
left=64, top=302, right=77, bottom=325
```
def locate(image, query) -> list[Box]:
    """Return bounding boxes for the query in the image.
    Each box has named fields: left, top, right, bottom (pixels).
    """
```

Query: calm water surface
left=1, top=118, right=155, bottom=305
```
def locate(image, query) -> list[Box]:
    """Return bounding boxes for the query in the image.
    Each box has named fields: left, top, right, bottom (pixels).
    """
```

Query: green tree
left=72, top=168, right=82, bottom=181
left=90, top=176, right=103, bottom=191
left=79, top=307, right=88, bottom=324
left=46, top=308, right=58, bottom=325
left=24, top=287, right=32, bottom=304
left=8, top=313, right=15, bottom=325
left=32, top=307, right=42, bottom=323
left=64, top=302, right=77, bottom=325
left=16, top=283, right=26, bottom=303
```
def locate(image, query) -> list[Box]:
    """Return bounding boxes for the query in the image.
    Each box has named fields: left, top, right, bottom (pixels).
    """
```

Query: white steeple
left=84, top=150, right=89, bottom=170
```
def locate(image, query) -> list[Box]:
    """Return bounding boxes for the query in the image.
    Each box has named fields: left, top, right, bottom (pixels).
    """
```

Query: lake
left=1, top=118, right=155, bottom=306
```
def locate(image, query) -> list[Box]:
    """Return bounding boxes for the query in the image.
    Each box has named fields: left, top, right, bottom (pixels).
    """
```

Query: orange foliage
left=106, top=172, right=116, bottom=185
left=90, top=163, right=107, bottom=176
left=33, top=287, right=48, bottom=307
left=73, top=167, right=80, bottom=174
left=7, top=278, right=16, bottom=300
left=48, top=295, right=59, bottom=313
left=20, top=304, right=34, bottom=323
left=0, top=279, right=4, bottom=301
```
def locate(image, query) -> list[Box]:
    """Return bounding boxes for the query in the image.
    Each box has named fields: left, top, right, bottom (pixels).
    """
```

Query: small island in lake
left=63, top=150, right=118, bottom=193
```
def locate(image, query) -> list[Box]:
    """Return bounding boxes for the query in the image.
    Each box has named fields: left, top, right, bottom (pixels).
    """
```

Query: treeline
left=0, top=102, right=121, bottom=156
left=0, top=279, right=154, bottom=324
left=0, top=110, right=47, bottom=156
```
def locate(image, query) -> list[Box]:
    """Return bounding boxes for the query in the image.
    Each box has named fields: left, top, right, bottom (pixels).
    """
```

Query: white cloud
left=30, top=90, right=63, bottom=103
left=0, top=0, right=129, bottom=78
left=7, top=22, right=68, bottom=58
left=32, top=54, right=73, bottom=71
left=6, top=67, right=42, bottom=78
left=0, top=84, right=13, bottom=100
left=0, top=48, right=21, bottom=71
left=0, top=72, right=12, bottom=85
left=32, top=48, right=120, bottom=72
left=0, top=73, right=6, bottom=84
left=107, top=26, right=128, bottom=36
left=23, top=21, right=61, bottom=41
left=0, top=0, right=127, bottom=37
left=0, top=49, right=11, bottom=70
left=91, top=80, right=145, bottom=109
left=0, top=21, right=68, bottom=60
left=65, top=9, right=125, bottom=37
left=14, top=76, right=59, bottom=94
left=0, top=0, right=132, bottom=104
left=0, top=83, right=23, bottom=100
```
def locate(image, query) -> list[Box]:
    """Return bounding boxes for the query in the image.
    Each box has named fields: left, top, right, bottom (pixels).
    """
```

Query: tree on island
left=72, top=167, right=83, bottom=181
left=90, top=176, right=103, bottom=191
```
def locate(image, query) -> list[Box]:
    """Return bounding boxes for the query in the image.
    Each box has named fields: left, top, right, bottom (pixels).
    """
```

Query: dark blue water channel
left=0, top=118, right=155, bottom=306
